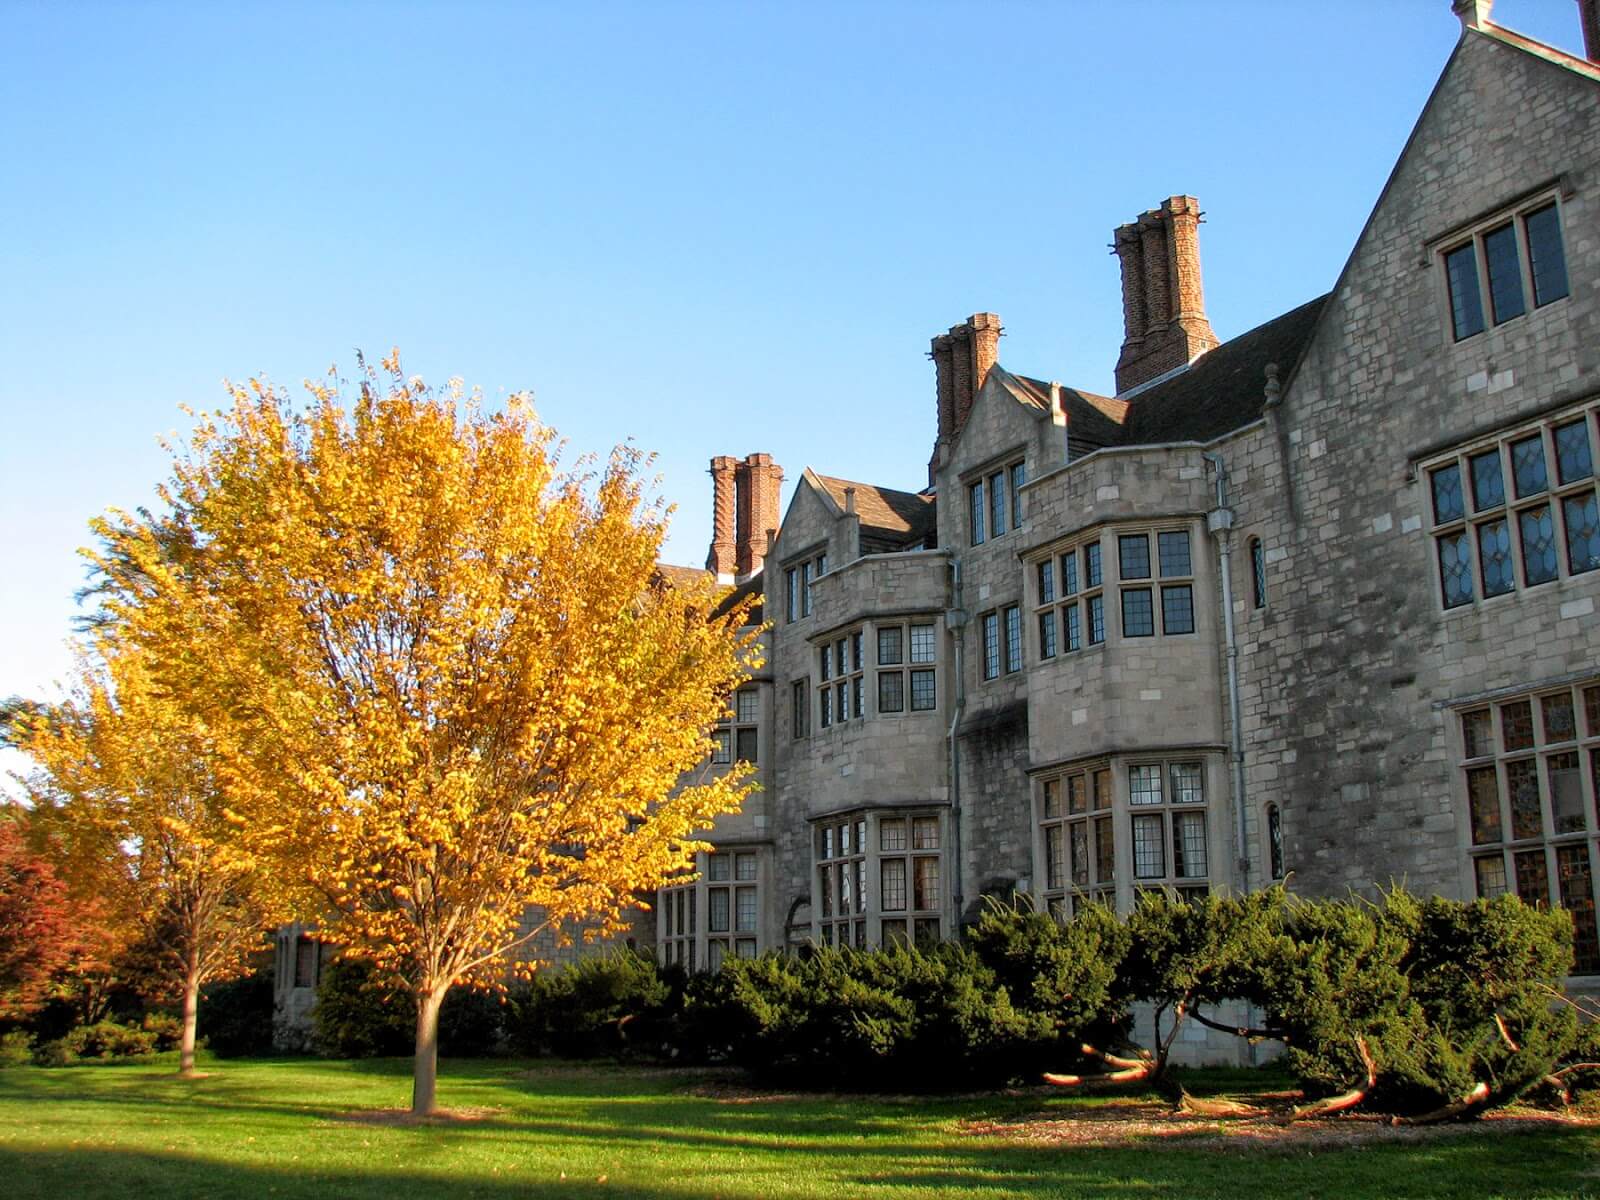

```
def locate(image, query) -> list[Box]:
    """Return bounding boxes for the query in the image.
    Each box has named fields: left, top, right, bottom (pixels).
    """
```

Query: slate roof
left=813, top=473, right=938, bottom=552
left=1008, top=374, right=1128, bottom=456
left=1114, top=295, right=1329, bottom=446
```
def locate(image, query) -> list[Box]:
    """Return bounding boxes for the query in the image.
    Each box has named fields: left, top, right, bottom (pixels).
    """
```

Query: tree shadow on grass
left=4, top=1124, right=1598, bottom=1200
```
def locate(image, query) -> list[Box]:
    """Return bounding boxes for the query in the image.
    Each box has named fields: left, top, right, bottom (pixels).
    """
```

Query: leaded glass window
left=1461, top=681, right=1600, bottom=974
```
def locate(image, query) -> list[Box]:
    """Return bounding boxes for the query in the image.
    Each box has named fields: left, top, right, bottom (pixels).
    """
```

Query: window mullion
left=1516, top=212, right=1537, bottom=306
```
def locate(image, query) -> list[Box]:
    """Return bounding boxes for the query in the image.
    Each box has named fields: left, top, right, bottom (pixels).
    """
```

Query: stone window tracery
left=1441, top=198, right=1568, bottom=342
left=1427, top=405, right=1600, bottom=609
left=1459, top=681, right=1600, bottom=975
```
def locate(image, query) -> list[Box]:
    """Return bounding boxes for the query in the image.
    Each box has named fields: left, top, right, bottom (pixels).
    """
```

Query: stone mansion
left=277, top=0, right=1600, bottom=1031
left=651, top=1, right=1600, bottom=988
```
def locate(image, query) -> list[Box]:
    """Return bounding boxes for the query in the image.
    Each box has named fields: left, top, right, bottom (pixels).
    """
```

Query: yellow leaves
left=72, top=352, right=758, bottom=998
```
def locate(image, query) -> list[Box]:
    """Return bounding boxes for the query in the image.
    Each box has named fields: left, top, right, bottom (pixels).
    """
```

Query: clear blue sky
left=0, top=1, right=1584, bottom=724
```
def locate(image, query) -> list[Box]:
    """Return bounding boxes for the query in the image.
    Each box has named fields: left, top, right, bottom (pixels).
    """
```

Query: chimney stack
left=1581, top=0, right=1600, bottom=61
left=1111, top=196, right=1219, bottom=395
left=706, top=456, right=738, bottom=581
left=733, top=453, right=784, bottom=579
left=706, top=453, right=783, bottom=582
left=928, top=312, right=1002, bottom=482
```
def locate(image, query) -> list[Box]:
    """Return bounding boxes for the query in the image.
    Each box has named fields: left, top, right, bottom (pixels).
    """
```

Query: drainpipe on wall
left=947, top=558, right=968, bottom=928
left=1202, top=452, right=1251, bottom=895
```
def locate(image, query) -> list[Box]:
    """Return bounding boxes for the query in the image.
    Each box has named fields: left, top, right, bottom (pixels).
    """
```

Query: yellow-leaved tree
left=90, top=356, right=760, bottom=1113
left=15, top=644, right=290, bottom=1075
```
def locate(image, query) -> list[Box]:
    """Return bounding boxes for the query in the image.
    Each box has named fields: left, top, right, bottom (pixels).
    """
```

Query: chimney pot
left=843, top=486, right=857, bottom=515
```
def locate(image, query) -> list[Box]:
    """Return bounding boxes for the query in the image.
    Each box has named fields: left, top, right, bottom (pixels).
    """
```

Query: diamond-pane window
left=1511, top=435, right=1548, bottom=498
left=1438, top=531, right=1474, bottom=608
left=1555, top=420, right=1593, bottom=485
left=1520, top=505, right=1559, bottom=585
left=1432, top=463, right=1465, bottom=524
left=1470, top=449, right=1505, bottom=511
left=1563, top=492, right=1600, bottom=574
left=1477, top=520, right=1514, bottom=596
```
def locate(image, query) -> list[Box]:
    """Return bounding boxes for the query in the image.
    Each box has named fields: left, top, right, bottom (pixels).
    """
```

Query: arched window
left=1250, top=538, right=1267, bottom=609
left=1266, top=803, right=1285, bottom=881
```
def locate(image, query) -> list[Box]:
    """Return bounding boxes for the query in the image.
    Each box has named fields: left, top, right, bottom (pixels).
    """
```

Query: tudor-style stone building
left=643, top=0, right=1600, bottom=1041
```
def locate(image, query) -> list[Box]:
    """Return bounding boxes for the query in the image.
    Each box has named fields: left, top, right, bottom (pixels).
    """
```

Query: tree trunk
left=179, top=968, right=200, bottom=1076
left=412, top=986, right=447, bottom=1116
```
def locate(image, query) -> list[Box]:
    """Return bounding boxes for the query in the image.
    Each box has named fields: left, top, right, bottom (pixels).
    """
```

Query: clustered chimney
left=1111, top=196, right=1219, bottom=396
left=706, top=452, right=784, bottom=583
left=928, top=312, right=1002, bottom=481
left=1581, top=0, right=1600, bottom=62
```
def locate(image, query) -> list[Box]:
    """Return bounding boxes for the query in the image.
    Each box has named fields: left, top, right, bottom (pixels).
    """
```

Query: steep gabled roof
left=1115, top=295, right=1329, bottom=446
left=1008, top=372, right=1128, bottom=456
left=812, top=472, right=938, bottom=552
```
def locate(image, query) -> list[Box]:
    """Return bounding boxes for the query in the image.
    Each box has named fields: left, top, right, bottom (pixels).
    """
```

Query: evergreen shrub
left=507, top=949, right=674, bottom=1059
left=693, top=941, right=1058, bottom=1090
left=35, top=1019, right=158, bottom=1064
left=199, top=971, right=278, bottom=1058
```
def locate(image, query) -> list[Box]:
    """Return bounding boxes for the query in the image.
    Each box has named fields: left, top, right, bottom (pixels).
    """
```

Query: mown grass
left=0, top=1055, right=1595, bottom=1199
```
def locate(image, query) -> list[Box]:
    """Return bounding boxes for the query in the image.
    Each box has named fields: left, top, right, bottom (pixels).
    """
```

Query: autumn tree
left=0, top=813, right=102, bottom=1020
left=13, top=646, right=289, bottom=1074
left=90, top=357, right=760, bottom=1113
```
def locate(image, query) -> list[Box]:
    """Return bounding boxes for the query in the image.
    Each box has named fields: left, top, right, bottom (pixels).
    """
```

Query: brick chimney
left=734, top=453, right=784, bottom=579
left=1580, top=0, right=1600, bottom=61
left=1111, top=196, right=1219, bottom=396
left=928, top=312, right=1002, bottom=480
left=706, top=456, right=738, bottom=580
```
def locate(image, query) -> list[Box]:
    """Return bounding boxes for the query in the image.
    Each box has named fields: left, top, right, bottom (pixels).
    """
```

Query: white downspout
left=947, top=558, right=967, bottom=929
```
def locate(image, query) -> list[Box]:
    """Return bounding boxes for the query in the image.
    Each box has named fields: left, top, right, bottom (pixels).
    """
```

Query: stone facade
left=655, top=7, right=1600, bottom=1053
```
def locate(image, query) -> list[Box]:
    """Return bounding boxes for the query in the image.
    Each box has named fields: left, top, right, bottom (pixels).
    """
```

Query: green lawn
left=0, top=1056, right=1594, bottom=1199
